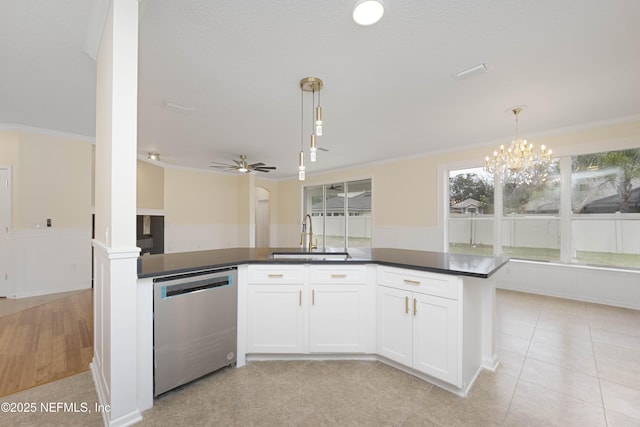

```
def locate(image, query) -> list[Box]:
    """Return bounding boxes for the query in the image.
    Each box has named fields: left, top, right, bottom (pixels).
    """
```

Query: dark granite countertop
left=137, top=247, right=509, bottom=279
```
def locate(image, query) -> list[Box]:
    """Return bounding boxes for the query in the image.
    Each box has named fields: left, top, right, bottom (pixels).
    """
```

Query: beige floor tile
left=596, top=356, right=640, bottom=392
left=519, top=358, right=602, bottom=406
left=497, top=320, right=536, bottom=341
left=535, top=315, right=592, bottom=339
left=591, top=328, right=640, bottom=350
left=496, top=332, right=531, bottom=356
left=496, top=307, right=540, bottom=328
left=505, top=381, right=606, bottom=427
left=527, top=336, right=597, bottom=377
left=594, top=341, right=640, bottom=371
left=531, top=327, right=593, bottom=352
left=495, top=348, right=526, bottom=378
left=601, top=379, right=640, bottom=420
left=606, top=409, right=640, bottom=427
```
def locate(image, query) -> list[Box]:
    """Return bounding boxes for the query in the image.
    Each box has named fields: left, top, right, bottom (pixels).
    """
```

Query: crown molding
left=0, top=123, right=95, bottom=143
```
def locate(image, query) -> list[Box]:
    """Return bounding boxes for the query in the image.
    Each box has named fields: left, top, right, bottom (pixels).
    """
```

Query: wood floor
left=0, top=289, right=93, bottom=398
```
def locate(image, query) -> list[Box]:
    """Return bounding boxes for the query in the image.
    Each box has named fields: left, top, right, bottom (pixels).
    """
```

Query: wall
left=163, top=167, right=242, bottom=252
left=272, top=118, right=640, bottom=249
left=137, top=160, right=164, bottom=210
left=0, top=129, right=93, bottom=297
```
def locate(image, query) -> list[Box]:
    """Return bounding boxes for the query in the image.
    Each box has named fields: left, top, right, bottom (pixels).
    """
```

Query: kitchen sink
left=270, top=251, right=351, bottom=261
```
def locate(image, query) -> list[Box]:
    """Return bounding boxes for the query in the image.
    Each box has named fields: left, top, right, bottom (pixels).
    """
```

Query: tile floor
left=2, top=289, right=639, bottom=426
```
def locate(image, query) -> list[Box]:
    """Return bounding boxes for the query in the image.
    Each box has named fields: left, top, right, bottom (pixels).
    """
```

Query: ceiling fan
left=209, top=154, right=276, bottom=173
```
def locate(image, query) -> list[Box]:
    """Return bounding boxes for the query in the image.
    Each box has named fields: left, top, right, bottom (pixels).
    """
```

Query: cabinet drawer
left=309, top=265, right=367, bottom=284
left=377, top=267, right=459, bottom=300
left=248, top=265, right=305, bottom=284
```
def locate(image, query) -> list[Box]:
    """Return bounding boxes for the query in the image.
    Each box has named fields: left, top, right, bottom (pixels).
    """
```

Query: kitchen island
left=136, top=248, right=508, bottom=409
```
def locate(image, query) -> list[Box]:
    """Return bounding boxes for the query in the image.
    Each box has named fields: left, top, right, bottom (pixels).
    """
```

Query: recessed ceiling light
left=352, top=0, right=385, bottom=26
left=147, top=152, right=161, bottom=161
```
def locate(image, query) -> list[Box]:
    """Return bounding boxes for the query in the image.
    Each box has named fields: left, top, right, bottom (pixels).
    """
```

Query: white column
left=91, top=0, right=143, bottom=426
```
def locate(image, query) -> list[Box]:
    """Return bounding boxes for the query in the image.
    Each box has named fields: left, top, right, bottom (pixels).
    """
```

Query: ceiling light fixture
left=298, top=84, right=306, bottom=181
left=352, top=0, right=385, bottom=26
left=299, top=77, right=324, bottom=174
left=237, top=155, right=249, bottom=173
left=484, top=107, right=552, bottom=183
left=147, top=152, right=160, bottom=161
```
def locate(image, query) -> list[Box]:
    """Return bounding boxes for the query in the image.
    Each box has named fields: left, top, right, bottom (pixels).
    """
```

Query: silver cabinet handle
left=404, top=279, right=420, bottom=285
left=268, top=274, right=284, bottom=278
left=331, top=274, right=347, bottom=278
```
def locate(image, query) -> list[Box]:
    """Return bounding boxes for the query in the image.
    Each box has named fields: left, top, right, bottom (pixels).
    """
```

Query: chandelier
left=298, top=77, right=324, bottom=181
left=484, top=107, right=552, bottom=183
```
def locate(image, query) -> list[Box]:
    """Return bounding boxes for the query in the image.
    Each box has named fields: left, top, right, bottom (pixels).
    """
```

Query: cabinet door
left=247, top=285, right=305, bottom=353
left=412, top=293, right=459, bottom=385
left=309, top=285, right=367, bottom=353
left=376, top=286, right=412, bottom=366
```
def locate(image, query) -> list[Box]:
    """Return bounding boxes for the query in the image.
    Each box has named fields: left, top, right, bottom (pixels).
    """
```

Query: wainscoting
left=9, top=228, right=92, bottom=298
left=495, top=260, right=640, bottom=310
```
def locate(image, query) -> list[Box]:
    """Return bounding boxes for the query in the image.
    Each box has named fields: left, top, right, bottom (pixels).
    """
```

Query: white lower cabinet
left=309, top=284, right=367, bottom=353
left=247, top=284, right=305, bottom=353
left=246, top=264, right=372, bottom=355
left=377, top=267, right=460, bottom=386
left=246, top=264, right=466, bottom=389
left=246, top=265, right=306, bottom=353
left=309, top=265, right=372, bottom=353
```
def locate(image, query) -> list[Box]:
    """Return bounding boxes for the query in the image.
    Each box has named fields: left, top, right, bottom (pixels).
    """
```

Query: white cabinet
left=377, top=266, right=460, bottom=386
left=247, top=266, right=305, bottom=353
left=309, top=265, right=371, bottom=353
left=247, top=264, right=374, bottom=355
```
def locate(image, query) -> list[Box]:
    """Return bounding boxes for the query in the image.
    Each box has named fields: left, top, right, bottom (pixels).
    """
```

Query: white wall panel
left=495, top=260, right=640, bottom=310
left=10, top=228, right=92, bottom=298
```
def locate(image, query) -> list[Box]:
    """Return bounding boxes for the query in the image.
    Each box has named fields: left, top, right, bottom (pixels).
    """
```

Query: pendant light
left=298, top=88, right=306, bottom=181
left=484, top=107, right=552, bottom=183
left=300, top=77, right=324, bottom=166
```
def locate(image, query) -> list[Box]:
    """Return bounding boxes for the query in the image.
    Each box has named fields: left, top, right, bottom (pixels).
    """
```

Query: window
left=447, top=148, right=640, bottom=269
left=448, top=168, right=494, bottom=256
left=571, top=149, right=640, bottom=267
left=303, top=179, right=372, bottom=251
left=501, top=159, right=561, bottom=261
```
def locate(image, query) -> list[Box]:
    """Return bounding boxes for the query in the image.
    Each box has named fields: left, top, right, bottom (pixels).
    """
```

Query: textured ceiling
left=1, top=0, right=639, bottom=179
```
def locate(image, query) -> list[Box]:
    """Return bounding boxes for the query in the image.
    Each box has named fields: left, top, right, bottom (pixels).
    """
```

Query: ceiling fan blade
left=318, top=147, right=330, bottom=152
left=209, top=163, right=235, bottom=169
left=249, top=162, right=265, bottom=167
left=254, top=167, right=276, bottom=172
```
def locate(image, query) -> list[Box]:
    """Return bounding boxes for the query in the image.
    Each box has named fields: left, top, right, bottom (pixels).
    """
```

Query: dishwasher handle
left=160, top=274, right=234, bottom=299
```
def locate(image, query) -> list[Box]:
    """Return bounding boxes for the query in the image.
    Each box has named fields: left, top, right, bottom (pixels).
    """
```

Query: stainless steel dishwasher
left=153, top=267, right=237, bottom=396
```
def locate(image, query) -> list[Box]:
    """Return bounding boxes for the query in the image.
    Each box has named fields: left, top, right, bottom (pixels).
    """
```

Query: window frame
left=444, top=146, right=640, bottom=270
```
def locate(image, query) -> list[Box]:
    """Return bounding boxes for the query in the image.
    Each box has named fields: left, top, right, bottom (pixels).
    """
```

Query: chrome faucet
left=300, top=214, right=317, bottom=252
